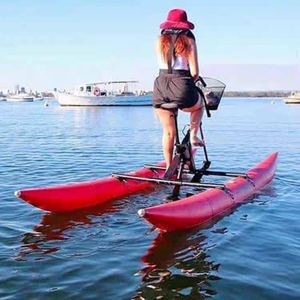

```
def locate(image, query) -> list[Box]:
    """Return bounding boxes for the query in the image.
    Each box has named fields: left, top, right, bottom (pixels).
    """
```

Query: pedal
left=163, top=155, right=181, bottom=179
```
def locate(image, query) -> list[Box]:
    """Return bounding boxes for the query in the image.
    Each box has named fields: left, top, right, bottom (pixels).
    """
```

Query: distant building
left=0, top=88, right=10, bottom=96
left=14, top=84, right=20, bottom=94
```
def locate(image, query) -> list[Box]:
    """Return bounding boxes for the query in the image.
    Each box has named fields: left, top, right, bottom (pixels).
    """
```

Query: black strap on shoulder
left=161, top=29, right=196, bottom=74
left=161, top=28, right=196, bottom=41
left=167, top=34, right=178, bottom=74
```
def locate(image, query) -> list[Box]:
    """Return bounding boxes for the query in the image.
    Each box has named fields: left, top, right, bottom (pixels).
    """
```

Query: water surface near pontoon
left=0, top=97, right=299, bottom=299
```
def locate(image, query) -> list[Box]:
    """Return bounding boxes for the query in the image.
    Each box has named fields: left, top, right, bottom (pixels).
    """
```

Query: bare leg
left=190, top=105, right=204, bottom=146
left=155, top=108, right=176, bottom=168
left=182, top=92, right=205, bottom=146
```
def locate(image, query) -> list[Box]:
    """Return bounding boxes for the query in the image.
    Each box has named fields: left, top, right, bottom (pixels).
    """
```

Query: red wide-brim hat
left=160, top=8, right=195, bottom=30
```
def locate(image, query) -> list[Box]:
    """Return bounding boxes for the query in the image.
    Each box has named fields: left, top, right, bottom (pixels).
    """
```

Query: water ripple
left=0, top=99, right=299, bottom=299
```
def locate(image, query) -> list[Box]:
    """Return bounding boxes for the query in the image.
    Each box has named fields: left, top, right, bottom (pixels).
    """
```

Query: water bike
left=14, top=77, right=278, bottom=232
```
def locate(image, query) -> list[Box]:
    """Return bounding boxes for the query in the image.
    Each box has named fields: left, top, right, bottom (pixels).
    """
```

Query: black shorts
left=152, top=70, right=199, bottom=109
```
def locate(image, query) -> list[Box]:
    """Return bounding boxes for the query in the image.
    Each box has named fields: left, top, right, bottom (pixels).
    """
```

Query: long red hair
left=159, top=35, right=191, bottom=63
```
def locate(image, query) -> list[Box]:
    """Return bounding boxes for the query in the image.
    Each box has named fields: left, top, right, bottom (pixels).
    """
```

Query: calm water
left=0, top=97, right=299, bottom=300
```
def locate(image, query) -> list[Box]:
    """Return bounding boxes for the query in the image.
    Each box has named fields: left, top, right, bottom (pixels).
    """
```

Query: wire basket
left=196, top=77, right=226, bottom=110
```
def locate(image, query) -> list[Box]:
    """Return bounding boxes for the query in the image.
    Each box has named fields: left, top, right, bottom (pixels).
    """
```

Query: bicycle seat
left=160, top=103, right=179, bottom=110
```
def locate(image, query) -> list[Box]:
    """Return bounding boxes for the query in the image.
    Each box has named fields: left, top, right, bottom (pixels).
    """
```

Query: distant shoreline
left=223, top=91, right=290, bottom=98
left=34, top=91, right=292, bottom=99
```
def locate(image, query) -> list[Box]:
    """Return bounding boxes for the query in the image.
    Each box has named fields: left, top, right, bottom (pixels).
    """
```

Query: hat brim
left=160, top=21, right=194, bottom=30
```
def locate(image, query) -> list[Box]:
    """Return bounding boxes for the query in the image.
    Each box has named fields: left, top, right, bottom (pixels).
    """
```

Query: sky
left=0, top=0, right=299, bottom=92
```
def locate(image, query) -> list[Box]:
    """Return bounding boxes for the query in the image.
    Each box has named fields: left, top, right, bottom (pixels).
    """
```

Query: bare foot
left=190, top=136, right=205, bottom=147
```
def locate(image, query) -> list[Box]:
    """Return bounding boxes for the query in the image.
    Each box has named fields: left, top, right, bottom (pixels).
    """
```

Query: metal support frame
left=110, top=101, right=248, bottom=201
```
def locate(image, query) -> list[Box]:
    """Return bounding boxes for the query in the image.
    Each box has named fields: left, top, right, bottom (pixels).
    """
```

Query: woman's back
left=157, top=52, right=189, bottom=70
left=152, top=8, right=205, bottom=168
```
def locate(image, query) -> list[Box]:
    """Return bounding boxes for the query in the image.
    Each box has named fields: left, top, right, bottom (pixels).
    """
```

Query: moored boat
left=283, top=91, right=300, bottom=104
left=55, top=81, right=152, bottom=106
left=138, top=152, right=278, bottom=231
left=33, top=97, right=44, bottom=101
left=6, top=93, right=34, bottom=102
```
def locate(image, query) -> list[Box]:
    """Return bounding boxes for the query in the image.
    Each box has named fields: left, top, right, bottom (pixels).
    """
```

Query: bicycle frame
left=161, top=103, right=211, bottom=199
left=111, top=77, right=247, bottom=201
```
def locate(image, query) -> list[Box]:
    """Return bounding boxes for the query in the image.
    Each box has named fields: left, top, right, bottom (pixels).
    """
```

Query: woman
left=152, top=8, right=205, bottom=169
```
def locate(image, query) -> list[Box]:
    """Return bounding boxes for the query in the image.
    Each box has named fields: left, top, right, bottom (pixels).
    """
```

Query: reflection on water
left=134, top=222, right=222, bottom=299
left=133, top=183, right=279, bottom=300
left=54, top=105, right=103, bottom=126
left=1, top=99, right=298, bottom=299
left=15, top=202, right=120, bottom=261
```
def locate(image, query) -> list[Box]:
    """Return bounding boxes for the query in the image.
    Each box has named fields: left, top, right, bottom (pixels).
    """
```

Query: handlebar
left=195, top=76, right=226, bottom=118
left=195, top=76, right=207, bottom=87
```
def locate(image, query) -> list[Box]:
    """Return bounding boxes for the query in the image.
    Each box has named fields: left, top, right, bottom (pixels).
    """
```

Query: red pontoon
left=15, top=163, right=165, bottom=212
left=138, top=152, right=278, bottom=231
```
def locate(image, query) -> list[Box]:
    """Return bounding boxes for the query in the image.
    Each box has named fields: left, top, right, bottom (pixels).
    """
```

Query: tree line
left=223, top=91, right=291, bottom=97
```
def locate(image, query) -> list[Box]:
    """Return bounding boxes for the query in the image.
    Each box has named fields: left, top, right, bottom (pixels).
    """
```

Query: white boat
left=283, top=91, right=300, bottom=104
left=55, top=81, right=151, bottom=106
left=33, top=97, right=44, bottom=101
left=6, top=93, right=34, bottom=102
left=0, top=97, right=6, bottom=101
